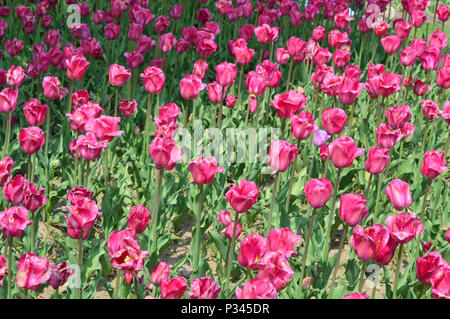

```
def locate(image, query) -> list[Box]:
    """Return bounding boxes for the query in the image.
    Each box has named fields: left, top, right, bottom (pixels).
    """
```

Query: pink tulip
left=18, top=126, right=45, bottom=155
left=257, top=251, right=294, bottom=291
left=149, top=137, right=183, bottom=171
left=119, top=99, right=137, bottom=118
left=23, top=184, right=47, bottom=212
left=67, top=186, right=93, bottom=205
left=0, top=206, right=32, bottom=238
left=328, top=136, right=365, bottom=169
left=236, top=278, right=277, bottom=299
left=420, top=47, right=441, bottom=70
left=420, top=150, right=447, bottom=179
left=151, top=262, right=170, bottom=286
left=431, top=267, right=450, bottom=299
left=254, top=24, right=279, bottom=44
left=351, top=224, right=398, bottom=264
left=6, top=65, right=27, bottom=87
left=290, top=111, right=316, bottom=141
left=192, top=60, right=208, bottom=80
left=421, top=100, right=441, bottom=120
left=338, top=76, right=364, bottom=105
left=187, top=277, right=221, bottom=299
left=343, top=292, right=370, bottom=299
left=215, top=62, right=237, bottom=88
left=140, top=66, right=165, bottom=94
left=400, top=46, right=418, bottom=66
left=179, top=74, right=206, bottom=100
left=238, top=233, right=267, bottom=270
left=270, top=90, right=306, bottom=119
left=0, top=87, right=18, bottom=113
left=338, top=193, right=369, bottom=227
left=109, top=64, right=131, bottom=87
left=376, top=123, right=402, bottom=149
left=66, top=54, right=90, bottom=81
left=84, top=115, right=123, bottom=142
left=266, top=228, right=301, bottom=259
left=23, top=98, right=48, bottom=126
left=385, top=179, right=412, bottom=211
left=381, top=35, right=402, bottom=54
left=365, top=147, right=390, bottom=175
left=386, top=213, right=424, bottom=244
left=65, top=197, right=102, bottom=240
left=127, top=205, right=151, bottom=234
left=107, top=228, right=149, bottom=284
left=189, top=157, right=224, bottom=185
left=386, top=104, right=411, bottom=129
left=16, top=253, right=50, bottom=291
left=322, top=108, right=347, bottom=135
left=437, top=5, right=449, bottom=21
left=304, top=178, right=333, bottom=209
left=222, top=221, right=242, bottom=240
left=225, top=179, right=258, bottom=213
left=160, top=276, right=187, bottom=299
left=416, top=252, right=447, bottom=285
left=268, top=140, right=298, bottom=173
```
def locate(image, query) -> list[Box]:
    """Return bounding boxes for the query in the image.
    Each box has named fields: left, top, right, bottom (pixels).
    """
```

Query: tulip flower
left=430, top=265, right=450, bottom=299
left=338, top=193, right=369, bottom=227
left=0, top=156, right=13, bottom=187
left=421, top=150, right=447, bottom=180
left=16, top=253, right=50, bottom=292
left=236, top=278, right=277, bottom=299
left=19, top=126, right=45, bottom=156
left=23, top=184, right=47, bottom=212
left=0, top=87, right=18, bottom=157
left=266, top=228, right=301, bottom=259
left=270, top=90, right=306, bottom=119
left=328, top=136, right=365, bottom=169
left=386, top=104, right=412, bottom=129
left=385, top=179, right=412, bottom=211
left=6, top=65, right=27, bottom=87
left=258, top=251, right=294, bottom=291
left=127, top=205, right=151, bottom=234
left=375, top=123, right=402, bottom=150
left=48, top=261, right=74, bottom=290
left=23, top=99, right=48, bottom=126
left=238, top=233, right=267, bottom=270
left=322, top=108, right=347, bottom=136
left=108, top=229, right=148, bottom=290
left=187, top=277, right=221, bottom=299
left=151, top=262, right=170, bottom=286
left=387, top=212, right=424, bottom=297
left=160, top=276, right=187, bottom=299
left=343, top=292, right=370, bottom=299
left=119, top=99, right=137, bottom=118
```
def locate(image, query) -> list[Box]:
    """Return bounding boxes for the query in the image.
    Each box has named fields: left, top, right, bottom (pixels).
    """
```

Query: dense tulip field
left=0, top=0, right=448, bottom=300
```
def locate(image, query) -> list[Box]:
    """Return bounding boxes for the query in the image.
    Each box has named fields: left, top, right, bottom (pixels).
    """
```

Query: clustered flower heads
left=0, top=0, right=448, bottom=301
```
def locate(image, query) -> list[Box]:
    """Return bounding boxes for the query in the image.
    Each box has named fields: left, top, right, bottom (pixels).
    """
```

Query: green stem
left=299, top=208, right=316, bottom=291
left=84, top=160, right=90, bottom=188
left=114, top=269, right=120, bottom=299
left=392, top=244, right=404, bottom=299
left=365, top=174, right=373, bottom=199
left=2, top=112, right=12, bottom=158
left=420, top=180, right=431, bottom=222
left=76, top=232, right=83, bottom=299
left=225, top=211, right=239, bottom=280
left=66, top=81, right=74, bottom=116
left=193, top=184, right=204, bottom=273
left=421, top=119, right=429, bottom=156
left=104, top=148, right=110, bottom=189
left=266, top=172, right=280, bottom=236
left=373, top=173, right=385, bottom=224
left=151, top=170, right=163, bottom=254
left=321, top=168, right=342, bottom=264
left=329, top=223, right=348, bottom=298
left=143, top=94, right=153, bottom=157
left=114, top=87, right=119, bottom=118
left=285, top=59, right=294, bottom=91
left=358, top=260, right=367, bottom=292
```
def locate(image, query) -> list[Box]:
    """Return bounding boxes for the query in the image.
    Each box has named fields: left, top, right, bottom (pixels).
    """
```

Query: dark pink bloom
left=225, top=179, right=258, bottom=213
left=236, top=278, right=277, bottom=299
left=386, top=213, right=424, bottom=244
left=0, top=206, right=31, bottom=238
